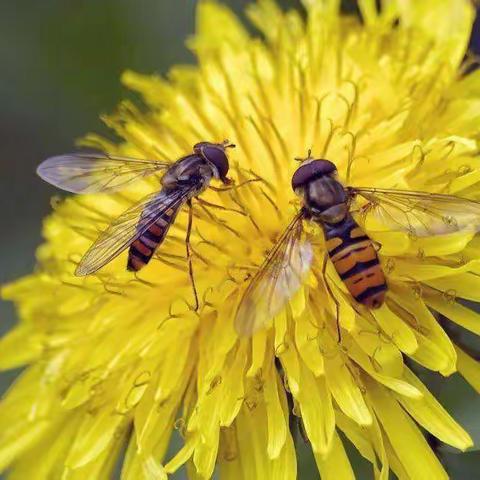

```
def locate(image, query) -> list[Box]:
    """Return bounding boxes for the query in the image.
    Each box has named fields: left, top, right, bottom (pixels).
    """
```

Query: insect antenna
left=222, top=139, right=236, bottom=149
left=294, top=148, right=313, bottom=163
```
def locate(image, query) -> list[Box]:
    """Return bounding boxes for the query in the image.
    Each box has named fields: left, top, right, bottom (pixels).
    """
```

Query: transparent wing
left=37, top=152, right=170, bottom=193
left=76, top=187, right=192, bottom=276
left=350, top=187, right=480, bottom=237
left=234, top=212, right=314, bottom=336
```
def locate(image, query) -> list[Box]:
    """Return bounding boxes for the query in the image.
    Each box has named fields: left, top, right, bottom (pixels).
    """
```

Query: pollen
left=2, top=1, right=480, bottom=479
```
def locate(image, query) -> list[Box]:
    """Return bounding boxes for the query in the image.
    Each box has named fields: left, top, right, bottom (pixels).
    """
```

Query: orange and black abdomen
left=323, top=215, right=387, bottom=309
left=127, top=206, right=180, bottom=272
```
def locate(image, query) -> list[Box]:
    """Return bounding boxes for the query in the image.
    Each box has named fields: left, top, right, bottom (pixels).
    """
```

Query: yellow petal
left=353, top=314, right=406, bottom=378
left=263, top=360, right=287, bottom=459
left=63, top=429, right=126, bottom=480
left=278, top=335, right=301, bottom=397
left=347, top=341, right=422, bottom=399
left=424, top=293, right=480, bottom=336
left=0, top=419, right=49, bottom=473
left=391, top=0, right=474, bottom=69
left=314, top=431, right=355, bottom=480
left=222, top=400, right=296, bottom=479
left=219, top=342, right=248, bottom=427
left=249, top=0, right=304, bottom=44
left=410, top=334, right=452, bottom=374
left=427, top=273, right=480, bottom=302
left=374, top=303, right=418, bottom=355
left=389, top=286, right=457, bottom=375
left=368, top=414, right=390, bottom=480
left=294, top=307, right=325, bottom=377
left=357, top=0, right=378, bottom=26
left=325, top=354, right=372, bottom=426
left=141, top=455, right=168, bottom=480
left=134, top=345, right=195, bottom=458
left=297, top=360, right=335, bottom=455
left=247, top=328, right=269, bottom=377
left=164, top=436, right=197, bottom=474
left=193, top=422, right=220, bottom=479
left=189, top=0, right=249, bottom=54
left=455, top=345, right=480, bottom=394
left=383, top=435, right=410, bottom=480
left=6, top=418, right=82, bottom=480
left=271, top=379, right=297, bottom=480
left=290, top=287, right=307, bottom=319
left=0, top=325, right=43, bottom=370
left=188, top=388, right=223, bottom=478
left=65, top=409, right=125, bottom=468
left=154, top=328, right=197, bottom=402
left=397, top=368, right=472, bottom=451
left=121, top=434, right=146, bottom=480
left=367, top=379, right=448, bottom=480
left=336, top=411, right=389, bottom=480
left=407, top=231, right=475, bottom=257
left=390, top=258, right=480, bottom=282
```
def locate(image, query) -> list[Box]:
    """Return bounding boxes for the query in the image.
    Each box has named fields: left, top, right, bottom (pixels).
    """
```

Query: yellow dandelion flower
left=2, top=0, right=480, bottom=478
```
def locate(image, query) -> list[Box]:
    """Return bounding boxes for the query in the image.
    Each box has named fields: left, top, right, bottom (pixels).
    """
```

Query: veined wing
left=234, top=211, right=313, bottom=336
left=350, top=187, right=480, bottom=237
left=76, top=187, right=192, bottom=276
left=37, top=152, right=170, bottom=193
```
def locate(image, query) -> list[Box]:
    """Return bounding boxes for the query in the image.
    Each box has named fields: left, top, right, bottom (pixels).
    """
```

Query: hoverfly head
left=291, top=157, right=337, bottom=192
left=194, top=140, right=235, bottom=184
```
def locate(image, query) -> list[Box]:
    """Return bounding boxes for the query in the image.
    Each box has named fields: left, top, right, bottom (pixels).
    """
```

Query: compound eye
left=291, top=166, right=311, bottom=190
left=291, top=159, right=337, bottom=190
left=201, top=145, right=229, bottom=180
left=193, top=142, right=209, bottom=153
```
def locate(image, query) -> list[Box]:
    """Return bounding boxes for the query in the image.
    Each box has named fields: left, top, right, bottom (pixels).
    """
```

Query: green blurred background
left=1, top=1, right=480, bottom=478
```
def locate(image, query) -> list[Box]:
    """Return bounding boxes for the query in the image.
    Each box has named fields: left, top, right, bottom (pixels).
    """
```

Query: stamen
left=95, top=277, right=125, bottom=296
left=211, top=55, right=255, bottom=161
left=342, top=130, right=358, bottom=184
left=243, top=168, right=275, bottom=193
left=311, top=93, right=330, bottom=150
left=184, top=92, right=223, bottom=140
left=249, top=48, right=273, bottom=118
left=335, top=93, right=354, bottom=130
left=260, top=189, right=282, bottom=220
left=264, top=116, right=291, bottom=161
left=174, top=417, right=186, bottom=437
left=195, top=227, right=228, bottom=255
left=247, top=113, right=283, bottom=177
left=188, top=245, right=210, bottom=266
left=151, top=255, right=187, bottom=272
left=130, top=272, right=159, bottom=287
left=442, top=289, right=457, bottom=304
left=321, top=119, right=342, bottom=158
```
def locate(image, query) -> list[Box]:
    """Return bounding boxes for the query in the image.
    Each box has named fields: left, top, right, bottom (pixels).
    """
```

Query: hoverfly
left=235, top=153, right=480, bottom=337
left=37, top=141, right=236, bottom=309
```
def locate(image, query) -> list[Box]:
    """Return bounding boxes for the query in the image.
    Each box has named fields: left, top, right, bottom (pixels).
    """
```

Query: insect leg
left=209, top=178, right=260, bottom=192
left=196, top=197, right=246, bottom=215
left=186, top=199, right=199, bottom=312
left=321, top=253, right=341, bottom=342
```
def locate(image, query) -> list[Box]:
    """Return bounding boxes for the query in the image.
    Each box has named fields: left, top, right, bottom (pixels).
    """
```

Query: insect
left=37, top=140, right=236, bottom=309
left=235, top=153, right=480, bottom=337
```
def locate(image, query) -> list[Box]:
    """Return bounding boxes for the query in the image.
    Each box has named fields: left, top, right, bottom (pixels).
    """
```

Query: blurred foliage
left=1, top=1, right=480, bottom=478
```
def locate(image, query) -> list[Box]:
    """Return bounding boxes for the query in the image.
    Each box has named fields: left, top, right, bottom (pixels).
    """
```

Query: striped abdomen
left=127, top=205, right=180, bottom=272
left=323, top=215, right=387, bottom=309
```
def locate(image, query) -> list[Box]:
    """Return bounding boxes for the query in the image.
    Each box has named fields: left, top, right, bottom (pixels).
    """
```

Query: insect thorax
left=301, top=176, right=349, bottom=224
left=161, top=154, right=213, bottom=192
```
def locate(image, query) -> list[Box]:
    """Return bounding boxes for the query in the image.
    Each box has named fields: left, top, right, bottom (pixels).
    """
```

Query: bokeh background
left=1, top=1, right=480, bottom=478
